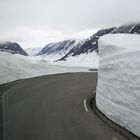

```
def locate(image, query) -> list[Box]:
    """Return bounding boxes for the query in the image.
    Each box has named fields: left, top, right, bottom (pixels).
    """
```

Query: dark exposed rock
left=0, top=42, right=28, bottom=56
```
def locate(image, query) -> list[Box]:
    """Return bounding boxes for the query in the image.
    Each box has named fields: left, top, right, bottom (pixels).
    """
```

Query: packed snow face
left=96, top=34, right=140, bottom=137
left=0, top=52, right=90, bottom=85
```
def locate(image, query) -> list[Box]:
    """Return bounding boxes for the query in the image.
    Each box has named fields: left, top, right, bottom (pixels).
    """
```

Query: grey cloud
left=1, top=0, right=140, bottom=30
left=0, top=0, right=140, bottom=48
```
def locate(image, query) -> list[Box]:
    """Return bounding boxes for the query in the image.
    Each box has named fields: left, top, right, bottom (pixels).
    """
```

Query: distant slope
left=37, top=24, right=140, bottom=62
left=37, top=40, right=76, bottom=56
left=0, top=42, right=28, bottom=56
left=59, top=27, right=115, bottom=61
left=112, top=24, right=140, bottom=34
left=59, top=24, right=140, bottom=61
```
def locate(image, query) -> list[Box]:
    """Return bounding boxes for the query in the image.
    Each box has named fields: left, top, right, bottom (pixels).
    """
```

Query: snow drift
left=96, top=34, right=140, bottom=137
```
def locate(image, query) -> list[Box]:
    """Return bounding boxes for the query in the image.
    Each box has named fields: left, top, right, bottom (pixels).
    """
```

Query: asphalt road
left=2, top=72, right=132, bottom=140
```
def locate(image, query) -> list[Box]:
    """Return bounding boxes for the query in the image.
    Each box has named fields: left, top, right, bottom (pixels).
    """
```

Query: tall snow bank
left=0, top=52, right=89, bottom=85
left=96, top=34, right=140, bottom=137
left=0, top=52, right=33, bottom=84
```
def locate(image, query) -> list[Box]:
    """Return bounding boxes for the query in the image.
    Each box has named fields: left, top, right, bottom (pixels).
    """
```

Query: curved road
left=2, top=73, right=131, bottom=140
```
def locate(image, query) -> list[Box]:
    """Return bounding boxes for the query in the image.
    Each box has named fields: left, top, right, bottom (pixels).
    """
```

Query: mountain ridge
left=0, top=41, right=28, bottom=56
left=59, top=24, right=140, bottom=61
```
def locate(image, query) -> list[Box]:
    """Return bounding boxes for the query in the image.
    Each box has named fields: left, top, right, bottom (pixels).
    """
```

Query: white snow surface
left=25, top=47, right=43, bottom=56
left=0, top=52, right=91, bottom=85
left=55, top=52, right=99, bottom=69
left=40, top=54, right=64, bottom=62
left=96, top=34, right=140, bottom=137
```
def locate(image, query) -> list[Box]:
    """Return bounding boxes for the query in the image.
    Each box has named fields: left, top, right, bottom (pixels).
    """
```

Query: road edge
left=91, top=96, right=140, bottom=140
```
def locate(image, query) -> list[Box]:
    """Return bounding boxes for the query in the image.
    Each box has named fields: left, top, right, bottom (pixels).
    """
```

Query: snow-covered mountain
left=37, top=24, right=140, bottom=64
left=112, top=23, right=140, bottom=34
left=59, top=27, right=115, bottom=61
left=37, top=40, right=78, bottom=60
left=59, top=24, right=140, bottom=61
left=0, top=41, right=28, bottom=56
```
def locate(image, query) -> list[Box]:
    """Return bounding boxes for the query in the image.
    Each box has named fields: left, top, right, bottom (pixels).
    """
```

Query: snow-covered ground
left=25, top=47, right=43, bottom=56
left=39, top=51, right=99, bottom=69
left=39, top=54, right=64, bottom=62
left=55, top=52, right=99, bottom=69
left=96, top=34, right=140, bottom=137
left=0, top=52, right=93, bottom=85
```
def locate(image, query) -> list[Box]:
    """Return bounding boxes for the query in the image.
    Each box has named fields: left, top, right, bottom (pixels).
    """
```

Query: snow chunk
left=96, top=34, right=140, bottom=137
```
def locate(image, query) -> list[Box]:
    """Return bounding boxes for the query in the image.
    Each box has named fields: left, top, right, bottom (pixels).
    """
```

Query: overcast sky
left=0, top=0, right=140, bottom=48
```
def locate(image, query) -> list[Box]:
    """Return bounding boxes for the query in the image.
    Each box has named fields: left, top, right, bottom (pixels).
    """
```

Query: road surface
left=1, top=72, right=138, bottom=140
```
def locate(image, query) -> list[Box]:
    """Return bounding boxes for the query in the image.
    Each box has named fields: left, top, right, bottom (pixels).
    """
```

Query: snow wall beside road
left=96, top=34, right=140, bottom=137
